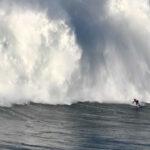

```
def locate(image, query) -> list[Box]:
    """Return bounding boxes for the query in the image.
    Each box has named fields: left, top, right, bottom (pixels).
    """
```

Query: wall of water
left=0, top=0, right=150, bottom=106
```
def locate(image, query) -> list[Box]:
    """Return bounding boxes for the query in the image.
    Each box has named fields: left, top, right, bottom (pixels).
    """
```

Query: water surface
left=0, top=102, right=149, bottom=150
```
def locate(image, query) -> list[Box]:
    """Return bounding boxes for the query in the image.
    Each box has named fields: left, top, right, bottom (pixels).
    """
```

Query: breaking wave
left=0, top=0, right=150, bottom=106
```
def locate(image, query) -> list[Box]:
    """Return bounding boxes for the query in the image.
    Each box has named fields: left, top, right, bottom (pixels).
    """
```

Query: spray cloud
left=0, top=0, right=150, bottom=106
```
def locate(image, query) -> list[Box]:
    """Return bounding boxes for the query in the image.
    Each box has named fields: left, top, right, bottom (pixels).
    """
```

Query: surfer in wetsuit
left=133, top=99, right=140, bottom=106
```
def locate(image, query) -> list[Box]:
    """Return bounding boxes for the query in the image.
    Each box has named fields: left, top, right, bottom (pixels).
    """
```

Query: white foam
left=0, top=0, right=150, bottom=106
left=0, top=5, right=81, bottom=106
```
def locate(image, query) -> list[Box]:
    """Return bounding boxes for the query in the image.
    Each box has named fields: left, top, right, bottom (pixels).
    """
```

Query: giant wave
left=0, top=0, right=150, bottom=106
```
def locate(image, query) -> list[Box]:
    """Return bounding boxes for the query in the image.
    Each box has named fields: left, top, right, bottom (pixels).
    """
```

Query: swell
left=0, top=103, right=150, bottom=150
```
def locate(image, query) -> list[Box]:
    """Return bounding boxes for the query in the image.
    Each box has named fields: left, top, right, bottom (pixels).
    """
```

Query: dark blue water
left=0, top=102, right=150, bottom=150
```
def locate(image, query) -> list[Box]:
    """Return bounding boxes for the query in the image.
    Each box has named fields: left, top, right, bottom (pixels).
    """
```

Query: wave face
left=0, top=0, right=150, bottom=106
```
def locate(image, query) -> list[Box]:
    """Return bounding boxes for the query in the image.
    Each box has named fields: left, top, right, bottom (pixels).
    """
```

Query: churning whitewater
left=0, top=0, right=150, bottom=106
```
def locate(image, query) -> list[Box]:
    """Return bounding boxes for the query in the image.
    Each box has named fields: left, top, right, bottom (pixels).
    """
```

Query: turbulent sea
left=1, top=0, right=150, bottom=149
left=0, top=102, right=150, bottom=150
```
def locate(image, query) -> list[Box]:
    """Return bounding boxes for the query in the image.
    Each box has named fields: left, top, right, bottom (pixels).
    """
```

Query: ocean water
left=0, top=102, right=150, bottom=150
left=1, top=1, right=150, bottom=149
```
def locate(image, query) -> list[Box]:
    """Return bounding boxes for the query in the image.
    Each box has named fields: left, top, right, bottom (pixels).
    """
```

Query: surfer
left=133, top=99, right=140, bottom=107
